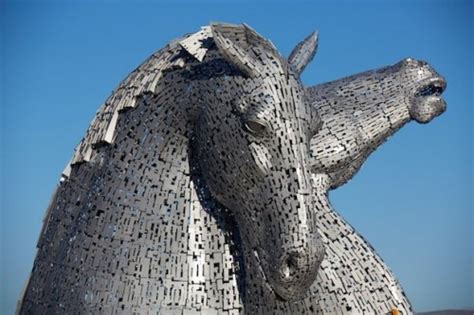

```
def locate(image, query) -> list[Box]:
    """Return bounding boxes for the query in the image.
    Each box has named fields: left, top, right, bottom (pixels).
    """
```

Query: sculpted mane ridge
left=20, top=23, right=446, bottom=315
left=67, top=26, right=218, bottom=173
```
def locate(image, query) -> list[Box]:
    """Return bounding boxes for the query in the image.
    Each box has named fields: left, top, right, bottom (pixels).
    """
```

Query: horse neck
left=22, top=48, right=250, bottom=312
left=87, top=94, right=245, bottom=311
left=152, top=136, right=246, bottom=311
left=311, top=174, right=412, bottom=312
left=140, top=89, right=255, bottom=304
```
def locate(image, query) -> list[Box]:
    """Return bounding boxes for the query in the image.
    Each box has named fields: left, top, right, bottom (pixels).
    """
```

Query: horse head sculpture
left=302, top=56, right=447, bottom=314
left=193, top=24, right=324, bottom=301
left=308, top=57, right=446, bottom=188
left=19, top=23, right=446, bottom=315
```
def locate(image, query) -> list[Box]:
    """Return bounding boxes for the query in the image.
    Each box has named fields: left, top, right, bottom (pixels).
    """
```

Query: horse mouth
left=410, top=76, right=447, bottom=123
left=415, top=77, right=446, bottom=98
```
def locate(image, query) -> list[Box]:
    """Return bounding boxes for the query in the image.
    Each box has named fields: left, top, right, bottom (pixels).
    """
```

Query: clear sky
left=1, top=0, right=472, bottom=314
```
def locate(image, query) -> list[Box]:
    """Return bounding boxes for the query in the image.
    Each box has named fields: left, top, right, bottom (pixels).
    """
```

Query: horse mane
left=64, top=26, right=217, bottom=176
left=64, top=23, right=290, bottom=178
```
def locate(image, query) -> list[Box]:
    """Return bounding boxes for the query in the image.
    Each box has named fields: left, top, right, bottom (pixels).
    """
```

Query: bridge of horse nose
left=402, top=57, right=427, bottom=68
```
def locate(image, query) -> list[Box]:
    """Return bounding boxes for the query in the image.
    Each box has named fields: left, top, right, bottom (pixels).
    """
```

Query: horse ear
left=288, top=31, right=319, bottom=76
left=210, top=23, right=283, bottom=78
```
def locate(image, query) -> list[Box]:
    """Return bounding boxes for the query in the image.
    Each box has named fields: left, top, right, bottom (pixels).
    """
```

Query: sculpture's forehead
left=176, top=25, right=310, bottom=122
left=240, top=75, right=292, bottom=95
left=235, top=76, right=309, bottom=114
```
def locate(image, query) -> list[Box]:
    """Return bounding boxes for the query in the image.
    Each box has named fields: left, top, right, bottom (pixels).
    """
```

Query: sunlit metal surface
left=19, top=23, right=446, bottom=314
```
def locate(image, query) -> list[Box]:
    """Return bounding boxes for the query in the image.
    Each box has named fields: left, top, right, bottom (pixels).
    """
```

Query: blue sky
left=1, top=0, right=472, bottom=313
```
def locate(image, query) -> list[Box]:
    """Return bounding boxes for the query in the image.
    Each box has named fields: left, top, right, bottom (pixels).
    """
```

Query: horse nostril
left=282, top=261, right=291, bottom=278
left=281, top=252, right=299, bottom=280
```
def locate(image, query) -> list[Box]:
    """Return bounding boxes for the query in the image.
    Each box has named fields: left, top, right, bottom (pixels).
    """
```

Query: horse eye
left=244, top=119, right=267, bottom=136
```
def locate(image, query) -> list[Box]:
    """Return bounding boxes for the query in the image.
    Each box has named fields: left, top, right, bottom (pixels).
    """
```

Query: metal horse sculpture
left=19, top=23, right=446, bottom=314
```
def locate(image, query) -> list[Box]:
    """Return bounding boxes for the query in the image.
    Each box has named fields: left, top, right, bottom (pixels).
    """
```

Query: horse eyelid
left=242, top=117, right=271, bottom=137
left=244, top=120, right=266, bottom=135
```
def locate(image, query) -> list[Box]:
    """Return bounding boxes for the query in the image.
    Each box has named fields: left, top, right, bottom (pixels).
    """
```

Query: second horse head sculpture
left=19, top=23, right=446, bottom=314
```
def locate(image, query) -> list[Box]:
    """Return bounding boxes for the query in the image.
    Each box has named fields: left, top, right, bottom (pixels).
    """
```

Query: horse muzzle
left=410, top=75, right=447, bottom=124
left=260, top=233, right=325, bottom=301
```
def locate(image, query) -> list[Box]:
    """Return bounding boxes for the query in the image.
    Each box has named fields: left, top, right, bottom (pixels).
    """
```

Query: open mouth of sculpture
left=415, top=77, right=446, bottom=98
left=411, top=76, right=447, bottom=123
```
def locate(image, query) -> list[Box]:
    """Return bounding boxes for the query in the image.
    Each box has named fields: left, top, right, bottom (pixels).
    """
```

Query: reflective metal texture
left=19, top=23, right=446, bottom=314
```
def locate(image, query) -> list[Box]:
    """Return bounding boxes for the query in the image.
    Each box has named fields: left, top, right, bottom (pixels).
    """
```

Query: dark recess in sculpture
left=18, top=23, right=447, bottom=314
